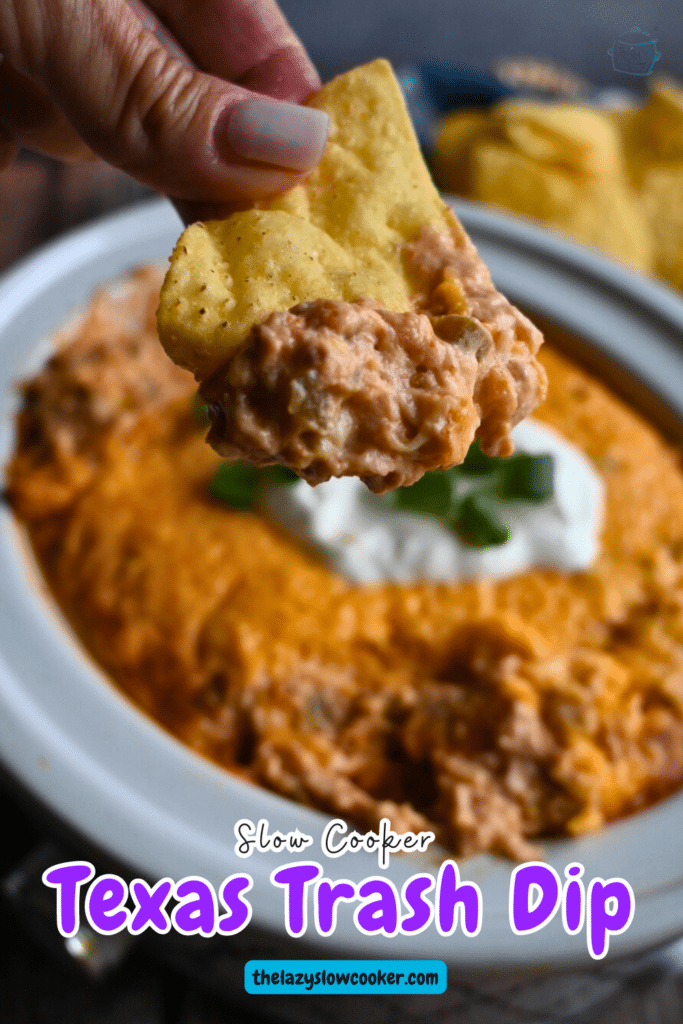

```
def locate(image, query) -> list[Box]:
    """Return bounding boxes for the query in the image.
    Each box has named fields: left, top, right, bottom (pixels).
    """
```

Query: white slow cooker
left=1, top=198, right=683, bottom=986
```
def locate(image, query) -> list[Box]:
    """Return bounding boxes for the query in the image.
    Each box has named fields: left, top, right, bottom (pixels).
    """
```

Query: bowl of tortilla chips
left=431, top=73, right=683, bottom=291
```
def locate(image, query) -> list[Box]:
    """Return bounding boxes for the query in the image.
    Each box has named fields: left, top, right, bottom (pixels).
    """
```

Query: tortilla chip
left=648, top=76, right=683, bottom=158
left=611, top=77, right=683, bottom=189
left=640, top=162, right=683, bottom=289
left=472, top=143, right=652, bottom=271
left=158, top=59, right=471, bottom=380
left=433, top=101, right=623, bottom=192
left=431, top=110, right=491, bottom=195
left=432, top=97, right=651, bottom=272
left=495, top=100, right=623, bottom=178
left=606, top=76, right=683, bottom=287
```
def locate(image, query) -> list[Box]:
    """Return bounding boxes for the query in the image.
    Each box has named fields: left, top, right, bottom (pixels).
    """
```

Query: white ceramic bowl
left=1, top=198, right=683, bottom=970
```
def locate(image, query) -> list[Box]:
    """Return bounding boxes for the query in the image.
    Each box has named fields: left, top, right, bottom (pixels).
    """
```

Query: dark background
left=281, top=0, right=681, bottom=88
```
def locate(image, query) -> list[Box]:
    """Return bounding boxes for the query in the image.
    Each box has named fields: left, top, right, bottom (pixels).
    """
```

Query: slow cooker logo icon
left=608, top=27, right=661, bottom=76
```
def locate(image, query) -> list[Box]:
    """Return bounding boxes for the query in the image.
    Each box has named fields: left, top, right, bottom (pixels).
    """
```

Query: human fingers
left=144, top=0, right=320, bottom=100
left=0, top=57, right=96, bottom=164
left=0, top=0, right=328, bottom=201
left=0, top=124, right=18, bottom=172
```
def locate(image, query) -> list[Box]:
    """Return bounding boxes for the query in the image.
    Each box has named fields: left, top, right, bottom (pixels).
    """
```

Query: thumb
left=1, top=0, right=329, bottom=202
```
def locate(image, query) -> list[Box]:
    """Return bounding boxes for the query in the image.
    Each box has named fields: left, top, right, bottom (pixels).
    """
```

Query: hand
left=0, top=0, right=329, bottom=220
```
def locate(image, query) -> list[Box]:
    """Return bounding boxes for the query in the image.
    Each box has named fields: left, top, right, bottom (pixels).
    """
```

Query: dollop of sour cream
left=263, top=420, right=604, bottom=584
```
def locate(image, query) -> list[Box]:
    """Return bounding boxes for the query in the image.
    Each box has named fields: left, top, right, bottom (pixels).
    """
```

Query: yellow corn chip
left=650, top=76, right=683, bottom=142
left=607, top=77, right=683, bottom=288
left=495, top=101, right=623, bottom=178
left=612, top=76, right=683, bottom=188
left=640, top=162, right=683, bottom=289
left=433, top=101, right=623, bottom=196
left=157, top=60, right=546, bottom=492
left=158, top=59, right=471, bottom=380
left=431, top=109, right=492, bottom=195
left=431, top=95, right=652, bottom=273
left=472, top=143, right=652, bottom=271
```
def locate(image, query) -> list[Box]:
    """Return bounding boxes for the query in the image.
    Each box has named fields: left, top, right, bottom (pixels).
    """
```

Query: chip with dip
left=157, top=59, right=546, bottom=493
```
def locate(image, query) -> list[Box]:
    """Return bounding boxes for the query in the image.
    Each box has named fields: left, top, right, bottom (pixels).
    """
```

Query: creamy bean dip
left=201, top=225, right=547, bottom=493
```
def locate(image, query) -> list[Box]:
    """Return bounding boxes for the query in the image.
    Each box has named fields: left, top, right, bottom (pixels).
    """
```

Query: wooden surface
left=1, top=151, right=683, bottom=1023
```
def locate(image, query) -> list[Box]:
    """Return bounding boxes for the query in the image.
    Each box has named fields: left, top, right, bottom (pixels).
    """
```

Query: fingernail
left=224, top=100, right=329, bottom=171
